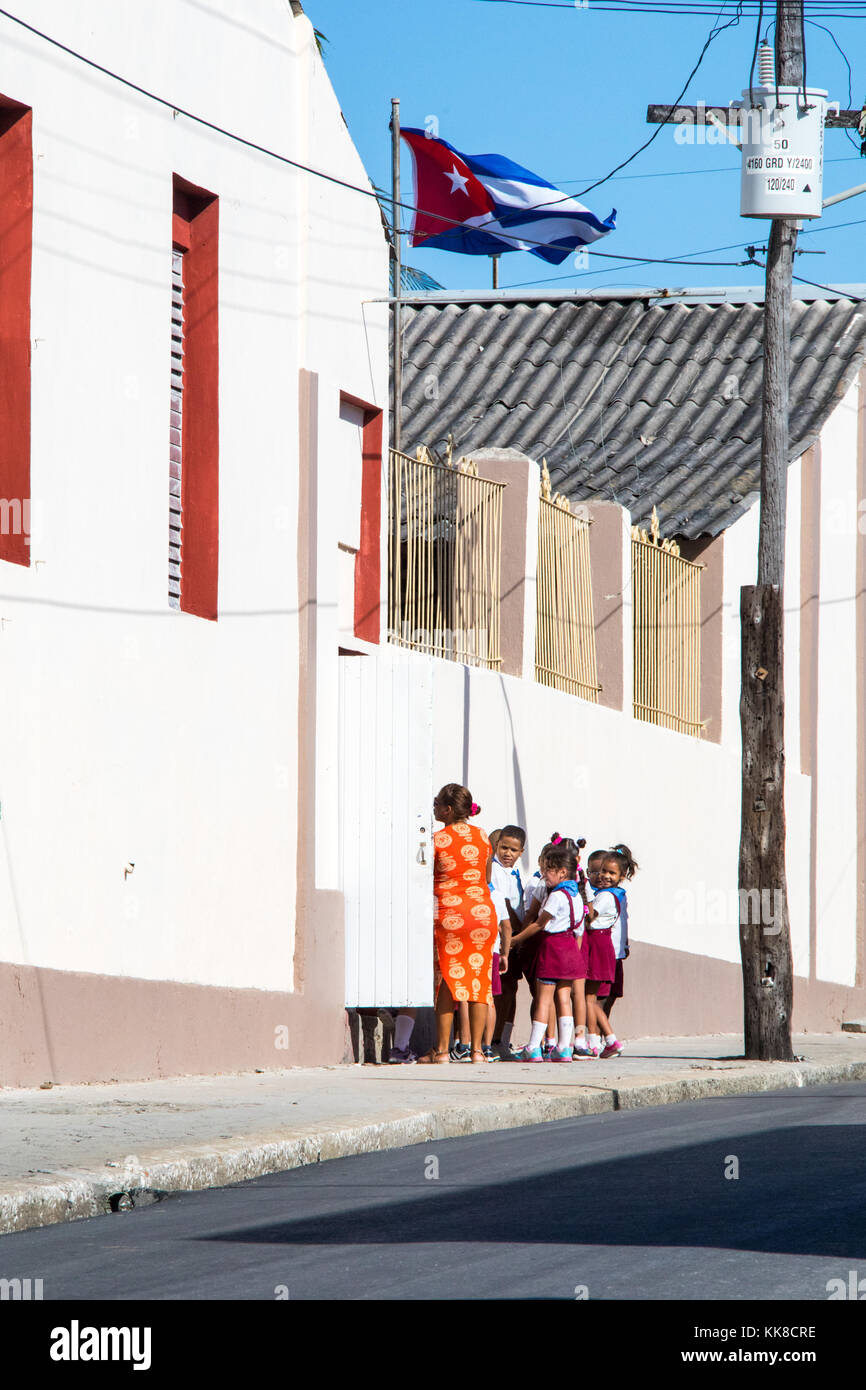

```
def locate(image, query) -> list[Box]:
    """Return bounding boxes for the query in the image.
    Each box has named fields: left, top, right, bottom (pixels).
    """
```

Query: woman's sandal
left=417, top=1049, right=450, bottom=1064
left=470, top=1048, right=490, bottom=1063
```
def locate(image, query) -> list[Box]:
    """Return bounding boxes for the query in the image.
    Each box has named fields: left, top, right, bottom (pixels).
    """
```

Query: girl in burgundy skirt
left=585, top=852, right=628, bottom=1058
left=595, top=843, right=639, bottom=1026
left=509, top=844, right=590, bottom=1061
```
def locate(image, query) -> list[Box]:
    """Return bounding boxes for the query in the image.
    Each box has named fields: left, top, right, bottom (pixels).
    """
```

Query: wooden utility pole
left=736, top=4, right=804, bottom=1061
left=644, top=2, right=866, bottom=1058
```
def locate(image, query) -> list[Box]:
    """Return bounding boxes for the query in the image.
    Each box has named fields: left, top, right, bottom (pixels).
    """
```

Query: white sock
left=558, top=1017, right=575, bottom=1050
left=394, top=1015, right=414, bottom=1051
left=604, top=1033, right=616, bottom=1044
left=529, top=1020, right=547, bottom=1050
left=501, top=1022, right=514, bottom=1047
left=588, top=1033, right=601, bottom=1051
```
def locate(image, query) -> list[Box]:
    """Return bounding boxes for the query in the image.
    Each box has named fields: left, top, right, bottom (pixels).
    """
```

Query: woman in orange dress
left=418, top=783, right=499, bottom=1064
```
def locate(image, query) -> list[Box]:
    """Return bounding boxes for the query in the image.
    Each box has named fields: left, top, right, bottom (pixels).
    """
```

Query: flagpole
left=491, top=256, right=499, bottom=289
left=390, top=97, right=402, bottom=453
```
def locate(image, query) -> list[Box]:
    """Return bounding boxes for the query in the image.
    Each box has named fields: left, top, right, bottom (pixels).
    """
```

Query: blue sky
left=307, top=0, right=865, bottom=294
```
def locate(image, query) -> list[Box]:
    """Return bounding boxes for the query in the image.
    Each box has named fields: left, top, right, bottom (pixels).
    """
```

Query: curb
left=3, top=1056, right=866, bottom=1236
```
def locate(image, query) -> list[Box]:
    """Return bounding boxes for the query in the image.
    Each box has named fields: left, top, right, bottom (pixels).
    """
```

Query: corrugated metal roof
left=400, top=291, right=866, bottom=537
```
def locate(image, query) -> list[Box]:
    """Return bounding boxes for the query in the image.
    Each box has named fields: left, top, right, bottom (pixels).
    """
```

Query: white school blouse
left=589, top=888, right=620, bottom=932
left=523, top=872, right=545, bottom=917
left=589, top=886, right=629, bottom=956
left=540, top=887, right=584, bottom=936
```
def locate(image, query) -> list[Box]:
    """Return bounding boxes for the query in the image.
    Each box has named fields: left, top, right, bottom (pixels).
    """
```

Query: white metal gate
left=340, top=646, right=434, bottom=1007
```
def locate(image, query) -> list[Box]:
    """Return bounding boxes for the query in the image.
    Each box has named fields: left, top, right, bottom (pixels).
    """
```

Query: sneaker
left=482, top=1045, right=501, bottom=1062
left=387, top=1046, right=417, bottom=1064
left=573, top=1044, right=597, bottom=1059
left=450, top=1042, right=471, bottom=1062
left=519, top=1046, right=544, bottom=1062
left=551, top=1046, right=573, bottom=1062
left=600, top=1040, right=623, bottom=1059
left=541, top=1040, right=555, bottom=1060
left=495, top=1041, right=523, bottom=1061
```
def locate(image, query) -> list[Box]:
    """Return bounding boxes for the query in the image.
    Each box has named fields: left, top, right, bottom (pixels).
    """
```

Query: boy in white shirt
left=489, top=825, right=528, bottom=1059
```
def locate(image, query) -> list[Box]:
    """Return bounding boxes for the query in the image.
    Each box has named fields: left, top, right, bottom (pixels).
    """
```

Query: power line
left=498, top=215, right=866, bottom=289
left=6, top=4, right=862, bottom=279
left=553, top=153, right=864, bottom=186
left=0, top=4, right=771, bottom=262
left=800, top=214, right=866, bottom=236
left=4, top=1, right=768, bottom=263
left=791, top=273, right=866, bottom=299
left=0, top=5, right=615, bottom=259
left=472, top=0, right=866, bottom=11
left=748, top=1, right=765, bottom=107
left=384, top=206, right=755, bottom=266
left=450, top=0, right=750, bottom=222
left=805, top=19, right=864, bottom=152
left=571, top=1, right=747, bottom=199
left=474, top=0, right=866, bottom=6
left=0, top=7, right=382, bottom=197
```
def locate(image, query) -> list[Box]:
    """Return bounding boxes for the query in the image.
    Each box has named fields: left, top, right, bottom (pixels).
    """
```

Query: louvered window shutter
left=169, top=248, right=184, bottom=608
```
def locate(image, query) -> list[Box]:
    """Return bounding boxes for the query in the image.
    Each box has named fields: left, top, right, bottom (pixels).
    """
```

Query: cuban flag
left=400, top=128, right=616, bottom=265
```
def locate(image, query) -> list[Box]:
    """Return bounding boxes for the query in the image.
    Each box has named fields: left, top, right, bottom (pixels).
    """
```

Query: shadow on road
left=199, top=1124, right=866, bottom=1260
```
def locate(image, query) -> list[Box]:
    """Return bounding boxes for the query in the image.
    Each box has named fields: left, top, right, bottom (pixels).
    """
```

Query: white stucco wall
left=814, top=376, right=861, bottom=985
left=428, top=653, right=746, bottom=965
left=0, top=2, right=388, bottom=989
left=420, top=415, right=848, bottom=977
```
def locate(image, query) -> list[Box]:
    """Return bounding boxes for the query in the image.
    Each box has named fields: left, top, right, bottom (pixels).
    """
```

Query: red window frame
left=0, top=97, right=33, bottom=568
left=340, top=393, right=383, bottom=644
left=173, top=175, right=219, bottom=620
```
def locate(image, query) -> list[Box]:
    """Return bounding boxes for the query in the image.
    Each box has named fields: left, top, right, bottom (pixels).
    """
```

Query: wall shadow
left=198, top=1124, right=866, bottom=1261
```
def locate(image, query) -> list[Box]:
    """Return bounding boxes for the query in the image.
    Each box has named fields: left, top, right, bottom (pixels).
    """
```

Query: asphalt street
left=3, top=1082, right=866, bottom=1301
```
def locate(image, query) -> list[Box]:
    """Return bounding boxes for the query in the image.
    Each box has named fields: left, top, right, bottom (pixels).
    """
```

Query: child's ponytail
left=610, top=843, right=639, bottom=879
left=544, top=844, right=578, bottom=879
left=549, top=832, right=586, bottom=851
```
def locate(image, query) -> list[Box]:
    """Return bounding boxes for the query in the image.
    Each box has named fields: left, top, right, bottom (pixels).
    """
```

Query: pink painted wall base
left=3, top=937, right=865, bottom=1088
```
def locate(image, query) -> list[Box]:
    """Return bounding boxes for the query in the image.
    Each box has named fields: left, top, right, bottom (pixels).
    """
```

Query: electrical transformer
left=738, top=84, right=827, bottom=219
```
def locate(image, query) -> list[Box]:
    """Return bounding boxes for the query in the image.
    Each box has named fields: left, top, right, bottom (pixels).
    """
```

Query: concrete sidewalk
left=2, top=1032, right=866, bottom=1235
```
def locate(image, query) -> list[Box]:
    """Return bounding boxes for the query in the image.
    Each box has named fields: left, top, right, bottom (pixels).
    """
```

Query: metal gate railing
left=535, top=463, right=600, bottom=701
left=632, top=507, right=703, bottom=736
left=387, top=445, right=504, bottom=670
